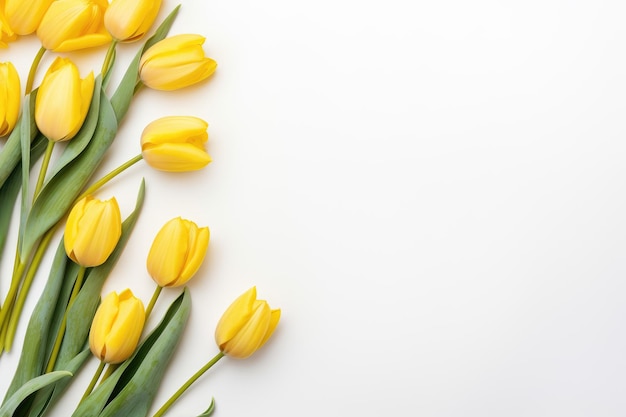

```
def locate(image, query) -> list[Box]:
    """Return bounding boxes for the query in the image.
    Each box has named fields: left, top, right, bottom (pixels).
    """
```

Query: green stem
left=101, top=363, right=118, bottom=382
left=81, top=360, right=106, bottom=402
left=0, top=312, right=9, bottom=353
left=4, top=227, right=56, bottom=350
left=144, top=285, right=162, bottom=321
left=25, top=47, right=46, bottom=94
left=78, top=154, right=143, bottom=201
left=152, top=352, right=225, bottom=417
left=46, top=265, right=87, bottom=372
left=33, top=140, right=54, bottom=200
left=0, top=259, right=26, bottom=341
left=101, top=40, right=118, bottom=77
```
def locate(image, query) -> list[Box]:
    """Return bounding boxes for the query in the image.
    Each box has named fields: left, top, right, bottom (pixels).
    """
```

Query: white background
left=2, top=0, right=626, bottom=416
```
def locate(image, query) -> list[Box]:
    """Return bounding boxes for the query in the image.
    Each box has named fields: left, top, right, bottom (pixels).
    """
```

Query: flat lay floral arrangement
left=0, top=1, right=280, bottom=416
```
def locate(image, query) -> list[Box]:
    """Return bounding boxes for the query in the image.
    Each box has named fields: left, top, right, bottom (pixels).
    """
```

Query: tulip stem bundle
left=0, top=259, right=26, bottom=350
left=46, top=265, right=87, bottom=373
left=152, top=351, right=225, bottom=417
left=4, top=226, right=55, bottom=349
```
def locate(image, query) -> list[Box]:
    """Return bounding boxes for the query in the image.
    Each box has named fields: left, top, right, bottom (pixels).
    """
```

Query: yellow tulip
left=35, top=57, right=94, bottom=142
left=215, top=287, right=281, bottom=359
left=104, top=0, right=162, bottom=42
left=4, top=0, right=54, bottom=35
left=89, top=289, right=145, bottom=364
left=147, top=217, right=209, bottom=287
left=0, top=9, right=17, bottom=47
left=139, top=34, right=217, bottom=91
left=0, top=62, right=20, bottom=136
left=141, top=116, right=211, bottom=172
left=64, top=195, right=122, bottom=267
left=36, top=0, right=111, bottom=52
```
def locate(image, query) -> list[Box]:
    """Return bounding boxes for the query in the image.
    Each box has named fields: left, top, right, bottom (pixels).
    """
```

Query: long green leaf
left=0, top=90, right=39, bottom=188
left=72, top=289, right=191, bottom=417
left=0, top=136, right=47, bottom=265
left=19, top=93, right=34, bottom=249
left=3, top=232, right=71, bottom=401
left=0, top=372, right=71, bottom=417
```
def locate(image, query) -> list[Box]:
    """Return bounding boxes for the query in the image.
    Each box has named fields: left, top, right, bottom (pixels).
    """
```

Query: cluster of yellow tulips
left=0, top=1, right=280, bottom=416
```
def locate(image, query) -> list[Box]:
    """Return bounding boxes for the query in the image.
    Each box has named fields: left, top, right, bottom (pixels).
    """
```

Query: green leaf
left=0, top=90, right=39, bottom=189
left=0, top=136, right=47, bottom=266
left=20, top=89, right=118, bottom=260
left=0, top=372, right=71, bottom=417
left=3, top=240, right=70, bottom=402
left=72, top=289, right=191, bottom=417
left=110, top=5, right=180, bottom=121
left=19, top=93, right=34, bottom=248
left=47, top=75, right=103, bottom=180
left=197, top=398, right=216, bottom=416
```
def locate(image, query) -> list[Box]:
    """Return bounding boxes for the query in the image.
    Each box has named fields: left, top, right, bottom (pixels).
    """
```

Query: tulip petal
left=103, top=289, right=145, bottom=363
left=147, top=217, right=190, bottom=286
left=222, top=301, right=271, bottom=358
left=257, top=308, right=281, bottom=349
left=176, top=225, right=209, bottom=285
left=89, top=291, right=120, bottom=360
left=141, top=116, right=208, bottom=147
left=142, top=143, right=211, bottom=172
left=215, top=287, right=257, bottom=349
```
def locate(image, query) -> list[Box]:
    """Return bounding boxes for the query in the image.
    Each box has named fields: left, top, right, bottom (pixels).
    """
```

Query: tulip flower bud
left=64, top=195, right=122, bottom=267
left=215, top=287, right=281, bottom=359
left=147, top=217, right=209, bottom=287
left=141, top=116, right=211, bottom=172
left=139, top=34, right=217, bottom=91
left=104, top=0, right=162, bottom=42
left=36, top=0, right=111, bottom=52
left=5, top=0, right=54, bottom=35
left=0, top=62, right=20, bottom=136
left=89, top=289, right=146, bottom=364
left=35, top=57, right=95, bottom=142
left=0, top=12, right=17, bottom=47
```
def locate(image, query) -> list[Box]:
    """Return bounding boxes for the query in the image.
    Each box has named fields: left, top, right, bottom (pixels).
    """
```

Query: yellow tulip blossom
left=36, top=0, right=111, bottom=52
left=0, top=10, right=17, bottom=47
left=89, top=289, right=145, bottom=364
left=64, top=195, right=122, bottom=267
left=141, top=116, right=211, bottom=172
left=139, top=34, right=217, bottom=91
left=147, top=217, right=210, bottom=287
left=215, top=287, right=281, bottom=359
left=104, top=0, right=162, bottom=42
left=35, top=57, right=94, bottom=142
left=0, top=62, right=20, bottom=136
left=5, top=0, right=54, bottom=35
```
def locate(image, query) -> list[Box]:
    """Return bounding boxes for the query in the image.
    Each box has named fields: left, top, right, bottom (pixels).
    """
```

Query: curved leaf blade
left=197, top=398, right=216, bottom=416
left=0, top=371, right=71, bottom=417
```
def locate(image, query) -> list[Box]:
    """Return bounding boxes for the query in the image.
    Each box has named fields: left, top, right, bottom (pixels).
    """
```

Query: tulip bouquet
left=0, top=1, right=280, bottom=416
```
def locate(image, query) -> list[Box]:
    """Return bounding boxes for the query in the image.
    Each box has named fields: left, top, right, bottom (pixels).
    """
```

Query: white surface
left=2, top=0, right=626, bottom=416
